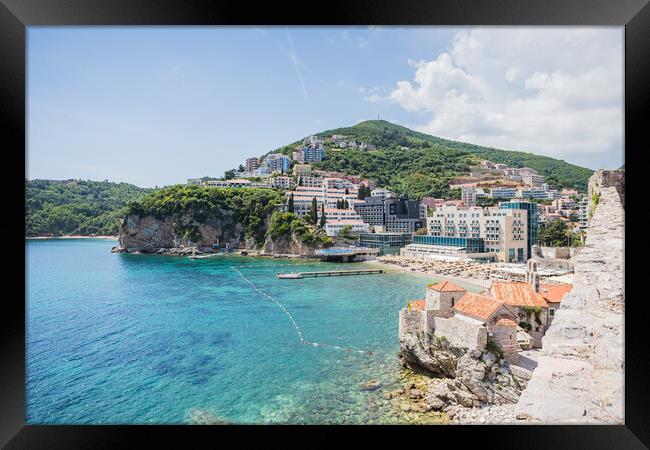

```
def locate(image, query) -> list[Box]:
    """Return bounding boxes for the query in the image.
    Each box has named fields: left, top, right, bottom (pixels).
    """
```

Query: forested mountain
left=267, top=120, right=594, bottom=198
left=26, top=179, right=153, bottom=236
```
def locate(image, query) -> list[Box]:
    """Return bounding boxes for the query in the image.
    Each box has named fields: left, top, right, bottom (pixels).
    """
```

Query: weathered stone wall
left=588, top=169, right=625, bottom=209
left=399, top=309, right=426, bottom=338
left=515, top=171, right=624, bottom=423
left=431, top=316, right=487, bottom=351
left=491, top=324, right=518, bottom=361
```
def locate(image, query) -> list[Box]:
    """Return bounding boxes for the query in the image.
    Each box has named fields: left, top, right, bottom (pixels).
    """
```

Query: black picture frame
left=2, top=0, right=647, bottom=447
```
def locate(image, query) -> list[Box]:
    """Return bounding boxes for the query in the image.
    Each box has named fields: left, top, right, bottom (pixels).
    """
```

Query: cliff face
left=515, top=170, right=624, bottom=423
left=117, top=210, right=247, bottom=253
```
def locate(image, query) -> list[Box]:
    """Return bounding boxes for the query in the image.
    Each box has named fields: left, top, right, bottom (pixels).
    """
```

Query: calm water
left=26, top=239, right=443, bottom=424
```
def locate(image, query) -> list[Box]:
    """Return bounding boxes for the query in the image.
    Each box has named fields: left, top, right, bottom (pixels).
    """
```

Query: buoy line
left=230, top=266, right=378, bottom=357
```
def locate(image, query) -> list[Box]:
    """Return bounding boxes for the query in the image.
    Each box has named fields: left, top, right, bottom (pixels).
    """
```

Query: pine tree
left=319, top=203, right=326, bottom=228
left=345, top=188, right=349, bottom=195
left=310, top=197, right=318, bottom=225
left=344, top=199, right=349, bottom=209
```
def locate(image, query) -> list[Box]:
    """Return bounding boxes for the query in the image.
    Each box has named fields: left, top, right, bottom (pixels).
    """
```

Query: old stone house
left=489, top=281, right=549, bottom=347
left=399, top=281, right=520, bottom=361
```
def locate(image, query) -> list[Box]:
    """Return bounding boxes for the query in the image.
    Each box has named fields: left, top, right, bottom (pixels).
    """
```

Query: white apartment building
left=461, top=186, right=477, bottom=206
left=287, top=186, right=361, bottom=218
left=489, top=187, right=518, bottom=199
left=298, top=176, right=323, bottom=188
left=207, top=179, right=270, bottom=189
left=371, top=188, right=393, bottom=199
left=269, top=176, right=295, bottom=189
left=523, top=174, right=546, bottom=187
left=426, top=205, right=528, bottom=263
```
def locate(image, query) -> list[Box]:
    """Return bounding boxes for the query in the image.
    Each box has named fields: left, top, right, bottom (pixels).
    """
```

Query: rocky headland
left=111, top=185, right=333, bottom=256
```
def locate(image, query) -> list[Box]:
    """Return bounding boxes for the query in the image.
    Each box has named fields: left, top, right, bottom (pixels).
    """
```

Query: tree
left=287, top=193, right=294, bottom=213
left=238, top=164, right=245, bottom=172
left=309, top=197, right=318, bottom=225
left=345, top=188, right=349, bottom=195
left=224, top=169, right=236, bottom=180
left=338, top=224, right=354, bottom=239
left=319, top=203, right=326, bottom=228
left=298, top=177, right=303, bottom=186
left=538, top=219, right=581, bottom=247
left=343, top=199, right=349, bottom=209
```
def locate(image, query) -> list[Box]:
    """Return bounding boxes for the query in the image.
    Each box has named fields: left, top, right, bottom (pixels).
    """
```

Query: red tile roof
left=490, top=282, right=548, bottom=308
left=407, top=300, right=426, bottom=311
left=495, top=318, right=517, bottom=327
left=539, top=284, right=572, bottom=303
left=428, top=280, right=466, bottom=292
left=453, top=293, right=504, bottom=321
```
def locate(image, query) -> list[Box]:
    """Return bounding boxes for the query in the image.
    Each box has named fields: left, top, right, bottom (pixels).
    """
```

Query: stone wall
left=515, top=171, right=624, bottom=423
left=399, top=309, right=427, bottom=338
left=588, top=169, right=625, bottom=209
left=431, top=316, right=487, bottom=351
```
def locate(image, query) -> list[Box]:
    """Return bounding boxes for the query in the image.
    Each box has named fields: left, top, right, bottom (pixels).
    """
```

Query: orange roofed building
left=489, top=281, right=546, bottom=347
left=539, top=283, right=573, bottom=325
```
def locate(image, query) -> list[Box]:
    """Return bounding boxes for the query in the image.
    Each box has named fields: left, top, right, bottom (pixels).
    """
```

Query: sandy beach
left=370, top=256, right=494, bottom=292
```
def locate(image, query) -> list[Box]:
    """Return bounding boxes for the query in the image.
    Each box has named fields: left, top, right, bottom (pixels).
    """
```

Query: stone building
left=489, top=281, right=549, bottom=348
left=398, top=281, right=520, bottom=361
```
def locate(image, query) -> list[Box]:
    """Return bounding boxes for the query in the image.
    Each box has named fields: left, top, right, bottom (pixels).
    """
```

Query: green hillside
left=26, top=179, right=153, bottom=236
left=267, top=120, right=594, bottom=198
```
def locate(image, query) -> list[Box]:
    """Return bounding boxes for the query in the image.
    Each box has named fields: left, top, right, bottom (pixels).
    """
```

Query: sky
left=27, top=26, right=624, bottom=188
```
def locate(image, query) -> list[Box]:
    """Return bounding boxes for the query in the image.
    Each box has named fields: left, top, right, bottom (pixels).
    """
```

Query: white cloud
left=382, top=28, right=623, bottom=169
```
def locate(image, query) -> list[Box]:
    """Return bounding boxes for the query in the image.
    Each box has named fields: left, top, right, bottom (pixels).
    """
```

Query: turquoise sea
left=26, top=238, right=444, bottom=424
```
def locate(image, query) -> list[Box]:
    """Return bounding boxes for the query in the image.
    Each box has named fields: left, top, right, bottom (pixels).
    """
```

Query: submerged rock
left=360, top=379, right=383, bottom=391
left=186, top=408, right=229, bottom=425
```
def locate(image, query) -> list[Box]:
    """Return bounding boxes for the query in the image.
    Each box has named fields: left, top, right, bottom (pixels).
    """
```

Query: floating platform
left=277, top=269, right=383, bottom=279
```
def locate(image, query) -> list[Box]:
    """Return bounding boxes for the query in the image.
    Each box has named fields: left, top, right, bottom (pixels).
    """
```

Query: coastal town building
left=245, top=157, right=260, bottom=172
left=461, top=186, right=477, bottom=206
left=410, top=204, right=528, bottom=262
left=263, top=154, right=291, bottom=174
left=206, top=179, right=271, bottom=189
left=523, top=174, right=545, bottom=187
left=269, top=176, right=294, bottom=190
left=399, top=281, right=520, bottom=362
left=353, top=196, right=423, bottom=233
left=358, top=232, right=413, bottom=255
left=286, top=185, right=361, bottom=219
left=489, top=187, right=518, bottom=199
left=499, top=200, right=538, bottom=259
left=293, top=164, right=312, bottom=177
left=324, top=219, right=369, bottom=237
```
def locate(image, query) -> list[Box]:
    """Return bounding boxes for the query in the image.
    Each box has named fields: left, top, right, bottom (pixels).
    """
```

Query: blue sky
left=28, top=27, right=623, bottom=188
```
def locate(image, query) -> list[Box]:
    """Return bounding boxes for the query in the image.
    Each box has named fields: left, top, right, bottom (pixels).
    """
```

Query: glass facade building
left=500, top=200, right=538, bottom=259
left=358, top=232, right=412, bottom=255
left=413, top=235, right=485, bottom=253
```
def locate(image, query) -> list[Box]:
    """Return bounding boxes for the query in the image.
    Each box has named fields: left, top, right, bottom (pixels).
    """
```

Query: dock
left=277, top=269, right=383, bottom=279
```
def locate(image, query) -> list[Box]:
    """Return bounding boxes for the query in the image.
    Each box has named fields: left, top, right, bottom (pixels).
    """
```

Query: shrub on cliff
left=126, top=185, right=285, bottom=244
left=267, top=210, right=334, bottom=247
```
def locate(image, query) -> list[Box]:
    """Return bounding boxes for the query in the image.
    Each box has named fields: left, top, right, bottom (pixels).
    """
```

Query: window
left=550, top=309, right=555, bottom=317
left=535, top=327, right=540, bottom=332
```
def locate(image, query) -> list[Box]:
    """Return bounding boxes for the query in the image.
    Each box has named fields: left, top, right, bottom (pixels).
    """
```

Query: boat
left=276, top=273, right=303, bottom=279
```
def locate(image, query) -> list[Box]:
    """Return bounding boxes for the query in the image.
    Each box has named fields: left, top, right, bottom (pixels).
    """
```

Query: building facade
left=423, top=205, right=528, bottom=262
left=499, top=200, right=538, bottom=259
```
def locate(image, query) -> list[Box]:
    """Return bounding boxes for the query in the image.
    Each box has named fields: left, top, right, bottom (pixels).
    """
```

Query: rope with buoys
left=230, top=266, right=378, bottom=357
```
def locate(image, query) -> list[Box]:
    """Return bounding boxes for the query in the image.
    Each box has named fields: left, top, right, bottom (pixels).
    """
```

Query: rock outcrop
left=515, top=170, right=624, bottom=423
left=399, top=331, right=530, bottom=410
left=116, top=211, right=247, bottom=254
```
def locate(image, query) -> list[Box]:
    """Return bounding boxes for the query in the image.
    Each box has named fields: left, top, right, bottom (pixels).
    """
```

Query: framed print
left=2, top=0, right=648, bottom=447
